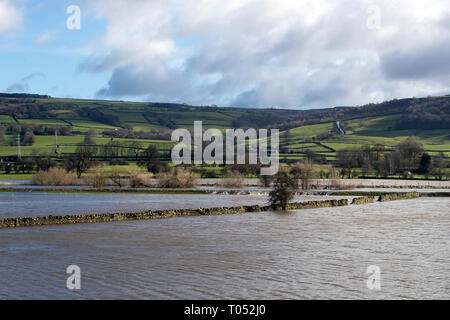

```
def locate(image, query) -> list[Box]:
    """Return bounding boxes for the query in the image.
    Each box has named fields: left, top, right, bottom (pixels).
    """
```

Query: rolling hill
left=0, top=93, right=449, bottom=160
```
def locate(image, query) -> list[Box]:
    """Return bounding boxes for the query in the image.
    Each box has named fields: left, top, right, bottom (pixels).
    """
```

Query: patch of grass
left=282, top=122, right=334, bottom=141
left=0, top=135, right=85, bottom=156
left=0, top=115, right=15, bottom=123
left=0, top=133, right=175, bottom=156
left=18, top=118, right=68, bottom=126
left=0, top=174, right=34, bottom=180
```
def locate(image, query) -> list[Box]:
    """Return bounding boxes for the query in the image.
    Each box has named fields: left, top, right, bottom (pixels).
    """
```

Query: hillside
left=0, top=94, right=449, bottom=160
left=280, top=115, right=450, bottom=162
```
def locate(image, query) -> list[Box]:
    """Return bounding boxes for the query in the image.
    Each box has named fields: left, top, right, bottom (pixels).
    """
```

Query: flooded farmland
left=0, top=194, right=448, bottom=299
left=0, top=192, right=356, bottom=219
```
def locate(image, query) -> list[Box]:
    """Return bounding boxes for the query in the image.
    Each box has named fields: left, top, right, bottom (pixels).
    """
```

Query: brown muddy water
left=0, top=192, right=352, bottom=219
left=0, top=197, right=448, bottom=299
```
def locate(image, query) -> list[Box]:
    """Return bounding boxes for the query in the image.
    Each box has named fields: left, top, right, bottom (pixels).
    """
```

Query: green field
left=1, top=116, right=449, bottom=158
left=1, top=95, right=449, bottom=166
left=276, top=114, right=450, bottom=161
left=0, top=115, right=15, bottom=123
left=0, top=134, right=174, bottom=156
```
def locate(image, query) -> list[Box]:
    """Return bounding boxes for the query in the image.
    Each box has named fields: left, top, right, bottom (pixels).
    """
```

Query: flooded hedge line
left=327, top=191, right=422, bottom=197
left=0, top=192, right=421, bottom=229
left=286, top=199, right=349, bottom=209
left=0, top=187, right=212, bottom=195
left=345, top=192, right=419, bottom=203
left=351, top=196, right=375, bottom=205
left=0, top=199, right=350, bottom=229
left=378, top=192, right=420, bottom=202
left=419, top=192, right=450, bottom=197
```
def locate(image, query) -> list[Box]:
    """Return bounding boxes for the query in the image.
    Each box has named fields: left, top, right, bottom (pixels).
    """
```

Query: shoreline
left=0, top=192, right=420, bottom=229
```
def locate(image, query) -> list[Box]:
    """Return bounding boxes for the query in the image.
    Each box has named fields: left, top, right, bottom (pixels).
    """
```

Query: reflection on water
left=0, top=197, right=448, bottom=299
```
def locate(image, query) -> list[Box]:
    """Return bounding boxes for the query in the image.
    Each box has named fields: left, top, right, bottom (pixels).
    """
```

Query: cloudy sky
left=0, top=0, right=449, bottom=109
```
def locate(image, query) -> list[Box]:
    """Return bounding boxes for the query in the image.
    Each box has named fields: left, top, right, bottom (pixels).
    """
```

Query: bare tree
left=433, top=152, right=447, bottom=180
left=64, top=149, right=94, bottom=178
left=22, top=129, right=35, bottom=146
left=290, top=160, right=317, bottom=189
left=336, top=149, right=359, bottom=178
left=391, top=137, right=423, bottom=172
left=84, top=129, right=97, bottom=145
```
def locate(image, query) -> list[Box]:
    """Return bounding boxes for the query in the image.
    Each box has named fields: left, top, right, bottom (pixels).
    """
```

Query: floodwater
left=0, top=192, right=271, bottom=218
left=0, top=192, right=352, bottom=219
left=2, top=178, right=449, bottom=188
left=0, top=197, right=448, bottom=299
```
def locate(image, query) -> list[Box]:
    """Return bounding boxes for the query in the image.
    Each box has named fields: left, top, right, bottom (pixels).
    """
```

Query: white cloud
left=79, top=0, right=450, bottom=108
left=0, top=0, right=22, bottom=33
left=35, top=31, right=52, bottom=44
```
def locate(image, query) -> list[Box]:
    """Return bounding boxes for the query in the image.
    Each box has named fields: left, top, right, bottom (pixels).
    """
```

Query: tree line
left=335, top=137, right=448, bottom=179
left=0, top=123, right=73, bottom=147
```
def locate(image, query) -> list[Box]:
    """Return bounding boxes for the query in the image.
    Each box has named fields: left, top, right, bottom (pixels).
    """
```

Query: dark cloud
left=78, top=53, right=125, bottom=73
left=83, top=0, right=450, bottom=108
left=96, top=65, right=190, bottom=101
left=232, top=89, right=260, bottom=108
left=302, top=83, right=346, bottom=106
left=381, top=41, right=450, bottom=80
left=437, top=13, right=450, bottom=29
left=231, top=77, right=347, bottom=109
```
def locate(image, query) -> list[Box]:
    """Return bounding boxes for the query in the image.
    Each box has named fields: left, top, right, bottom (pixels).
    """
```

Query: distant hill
left=0, top=93, right=51, bottom=99
left=0, top=93, right=449, bottom=159
left=0, top=93, right=449, bottom=131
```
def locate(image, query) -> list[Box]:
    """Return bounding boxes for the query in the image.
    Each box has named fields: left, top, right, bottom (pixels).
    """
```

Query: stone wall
left=0, top=192, right=421, bottom=229
left=286, top=199, right=349, bottom=210
left=378, top=192, right=420, bottom=202
left=351, top=196, right=375, bottom=205
left=0, top=199, right=349, bottom=229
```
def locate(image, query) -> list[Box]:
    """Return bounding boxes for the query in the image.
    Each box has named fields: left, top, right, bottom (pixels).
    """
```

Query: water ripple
left=0, top=197, right=448, bottom=299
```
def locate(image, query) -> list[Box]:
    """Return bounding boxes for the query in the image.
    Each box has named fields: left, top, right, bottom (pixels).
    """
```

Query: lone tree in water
left=268, top=169, right=298, bottom=211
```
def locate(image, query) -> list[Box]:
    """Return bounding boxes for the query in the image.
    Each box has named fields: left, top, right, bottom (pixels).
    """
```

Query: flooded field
left=0, top=192, right=354, bottom=219
left=1, top=178, right=449, bottom=189
left=0, top=192, right=263, bottom=218
left=0, top=197, right=448, bottom=299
